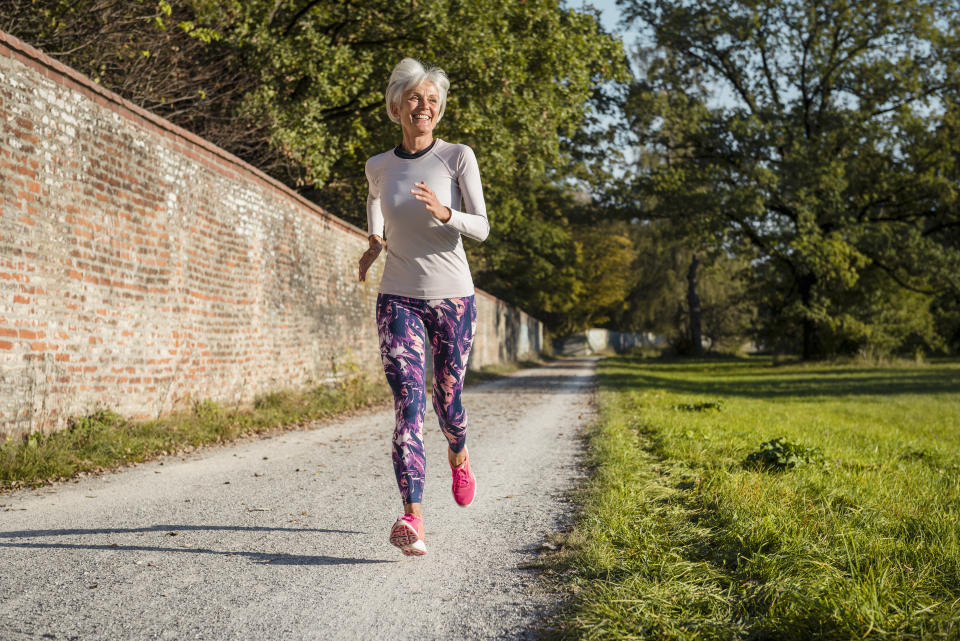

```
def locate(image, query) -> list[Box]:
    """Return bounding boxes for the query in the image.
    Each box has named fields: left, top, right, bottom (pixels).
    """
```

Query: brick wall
left=0, top=30, right=542, bottom=438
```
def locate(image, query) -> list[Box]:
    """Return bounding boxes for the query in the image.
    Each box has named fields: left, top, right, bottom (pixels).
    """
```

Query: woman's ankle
left=448, top=447, right=467, bottom=468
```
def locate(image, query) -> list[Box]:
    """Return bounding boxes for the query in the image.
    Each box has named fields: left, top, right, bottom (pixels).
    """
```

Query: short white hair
left=384, top=58, right=450, bottom=125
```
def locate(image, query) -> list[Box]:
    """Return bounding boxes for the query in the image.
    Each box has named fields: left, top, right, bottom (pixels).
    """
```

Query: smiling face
left=392, top=81, right=441, bottom=139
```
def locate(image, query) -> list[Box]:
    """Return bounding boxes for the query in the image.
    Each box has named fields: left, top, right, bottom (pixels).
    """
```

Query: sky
left=579, top=0, right=737, bottom=109
left=578, top=0, right=625, bottom=33
left=576, top=0, right=643, bottom=172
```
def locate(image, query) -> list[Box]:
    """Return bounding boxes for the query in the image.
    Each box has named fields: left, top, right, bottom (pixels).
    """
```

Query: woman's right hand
left=358, top=235, right=385, bottom=282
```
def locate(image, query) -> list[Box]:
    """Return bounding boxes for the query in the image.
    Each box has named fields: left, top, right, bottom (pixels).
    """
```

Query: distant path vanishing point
left=0, top=357, right=598, bottom=641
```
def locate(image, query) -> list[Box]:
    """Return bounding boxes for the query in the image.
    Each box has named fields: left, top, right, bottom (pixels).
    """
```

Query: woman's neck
left=400, top=133, right=434, bottom=155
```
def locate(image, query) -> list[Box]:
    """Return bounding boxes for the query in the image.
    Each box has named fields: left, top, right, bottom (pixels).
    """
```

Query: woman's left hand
left=411, top=181, right=452, bottom=223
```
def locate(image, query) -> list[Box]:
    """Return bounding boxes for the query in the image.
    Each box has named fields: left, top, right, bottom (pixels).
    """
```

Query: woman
left=358, top=58, right=490, bottom=557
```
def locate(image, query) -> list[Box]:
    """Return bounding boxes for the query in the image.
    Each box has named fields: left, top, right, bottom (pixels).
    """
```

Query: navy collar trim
left=394, top=139, right=437, bottom=159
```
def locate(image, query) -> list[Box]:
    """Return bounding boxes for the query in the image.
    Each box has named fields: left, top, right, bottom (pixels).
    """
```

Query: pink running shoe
left=450, top=451, right=476, bottom=507
left=389, top=514, right=426, bottom=556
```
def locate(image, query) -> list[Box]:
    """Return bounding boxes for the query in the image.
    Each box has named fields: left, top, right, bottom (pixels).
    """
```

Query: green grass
left=543, top=355, right=960, bottom=640
left=0, top=376, right=390, bottom=491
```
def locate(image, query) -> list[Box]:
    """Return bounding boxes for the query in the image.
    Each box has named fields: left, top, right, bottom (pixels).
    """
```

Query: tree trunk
left=687, top=253, right=703, bottom=356
left=798, top=272, right=822, bottom=360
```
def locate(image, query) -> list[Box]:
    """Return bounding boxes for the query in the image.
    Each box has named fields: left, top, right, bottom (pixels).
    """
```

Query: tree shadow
left=598, top=364, right=960, bottom=399
left=0, top=523, right=393, bottom=566
left=0, top=540, right=394, bottom=565
left=0, top=524, right=360, bottom=538
left=469, top=373, right=596, bottom=393
left=467, top=358, right=599, bottom=394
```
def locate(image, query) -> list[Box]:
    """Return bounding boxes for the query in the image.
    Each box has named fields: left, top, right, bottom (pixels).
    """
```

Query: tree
left=150, top=0, right=628, bottom=229
left=471, top=182, right=587, bottom=334
left=6, top=1, right=629, bottom=334
left=686, top=253, right=703, bottom=355
left=591, top=215, right=756, bottom=351
left=1, top=0, right=285, bottom=176
left=619, top=0, right=960, bottom=358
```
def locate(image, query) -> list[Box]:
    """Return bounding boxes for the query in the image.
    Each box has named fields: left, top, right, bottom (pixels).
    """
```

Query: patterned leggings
left=376, top=293, right=477, bottom=505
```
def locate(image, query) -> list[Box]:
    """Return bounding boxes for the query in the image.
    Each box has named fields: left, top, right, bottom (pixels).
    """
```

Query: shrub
left=744, top=437, right=822, bottom=471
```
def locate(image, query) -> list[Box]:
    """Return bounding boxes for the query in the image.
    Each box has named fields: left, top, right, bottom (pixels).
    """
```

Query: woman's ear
left=391, top=103, right=400, bottom=119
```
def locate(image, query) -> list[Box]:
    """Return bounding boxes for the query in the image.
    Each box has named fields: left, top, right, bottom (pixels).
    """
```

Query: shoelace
left=452, top=466, right=470, bottom=488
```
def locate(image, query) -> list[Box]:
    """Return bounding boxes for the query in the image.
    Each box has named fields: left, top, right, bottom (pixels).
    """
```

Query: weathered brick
left=0, top=28, right=544, bottom=438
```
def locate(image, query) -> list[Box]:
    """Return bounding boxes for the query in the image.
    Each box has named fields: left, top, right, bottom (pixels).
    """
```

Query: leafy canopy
left=619, top=0, right=960, bottom=357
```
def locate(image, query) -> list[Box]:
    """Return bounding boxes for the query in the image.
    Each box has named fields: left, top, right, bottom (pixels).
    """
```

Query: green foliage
left=192, top=398, right=222, bottom=423
left=743, top=436, right=823, bottom=471
left=173, top=0, right=628, bottom=223
left=608, top=220, right=757, bottom=350
left=475, top=186, right=643, bottom=335
left=571, top=225, right=636, bottom=330
left=619, top=0, right=960, bottom=358
left=672, top=400, right=723, bottom=412
left=67, top=409, right=126, bottom=444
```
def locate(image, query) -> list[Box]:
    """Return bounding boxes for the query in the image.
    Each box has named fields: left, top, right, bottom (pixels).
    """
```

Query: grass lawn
left=545, top=355, right=960, bottom=640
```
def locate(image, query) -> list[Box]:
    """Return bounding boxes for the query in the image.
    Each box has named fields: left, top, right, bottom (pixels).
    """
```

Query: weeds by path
left=0, top=377, right=390, bottom=492
left=542, top=355, right=960, bottom=640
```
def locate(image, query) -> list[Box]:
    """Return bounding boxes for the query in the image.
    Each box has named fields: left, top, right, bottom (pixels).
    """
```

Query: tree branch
left=868, top=258, right=941, bottom=295
left=283, top=0, right=326, bottom=37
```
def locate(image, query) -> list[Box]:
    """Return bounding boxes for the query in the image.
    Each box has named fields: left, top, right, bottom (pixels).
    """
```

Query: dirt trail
left=0, top=357, right=597, bottom=641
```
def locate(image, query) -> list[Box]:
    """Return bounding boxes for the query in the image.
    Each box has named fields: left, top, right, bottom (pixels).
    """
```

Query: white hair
left=384, top=58, right=450, bottom=125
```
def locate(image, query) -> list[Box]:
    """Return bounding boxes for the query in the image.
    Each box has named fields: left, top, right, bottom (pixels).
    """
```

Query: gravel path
left=0, top=357, right=598, bottom=641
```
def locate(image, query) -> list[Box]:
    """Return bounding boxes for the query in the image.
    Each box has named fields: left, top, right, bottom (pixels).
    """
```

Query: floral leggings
left=376, top=293, right=477, bottom=505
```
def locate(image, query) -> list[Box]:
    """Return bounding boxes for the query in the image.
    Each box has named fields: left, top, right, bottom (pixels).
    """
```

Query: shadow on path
left=0, top=524, right=360, bottom=538
left=0, top=540, right=393, bottom=566
left=467, top=357, right=598, bottom=394
left=0, top=523, right=391, bottom=566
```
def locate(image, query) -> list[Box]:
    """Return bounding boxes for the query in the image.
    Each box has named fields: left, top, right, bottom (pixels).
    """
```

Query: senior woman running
left=358, top=58, right=489, bottom=557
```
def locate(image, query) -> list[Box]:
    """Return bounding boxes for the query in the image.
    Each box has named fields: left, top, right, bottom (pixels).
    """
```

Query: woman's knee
left=433, top=396, right=466, bottom=429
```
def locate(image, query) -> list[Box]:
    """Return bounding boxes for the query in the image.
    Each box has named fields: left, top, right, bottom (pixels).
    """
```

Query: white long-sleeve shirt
left=366, top=138, right=490, bottom=299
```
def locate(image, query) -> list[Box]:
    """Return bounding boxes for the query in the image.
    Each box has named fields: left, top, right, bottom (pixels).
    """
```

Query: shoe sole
left=389, top=520, right=426, bottom=556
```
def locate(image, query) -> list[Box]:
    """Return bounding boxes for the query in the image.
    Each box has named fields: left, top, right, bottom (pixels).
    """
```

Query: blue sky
left=580, top=0, right=624, bottom=33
